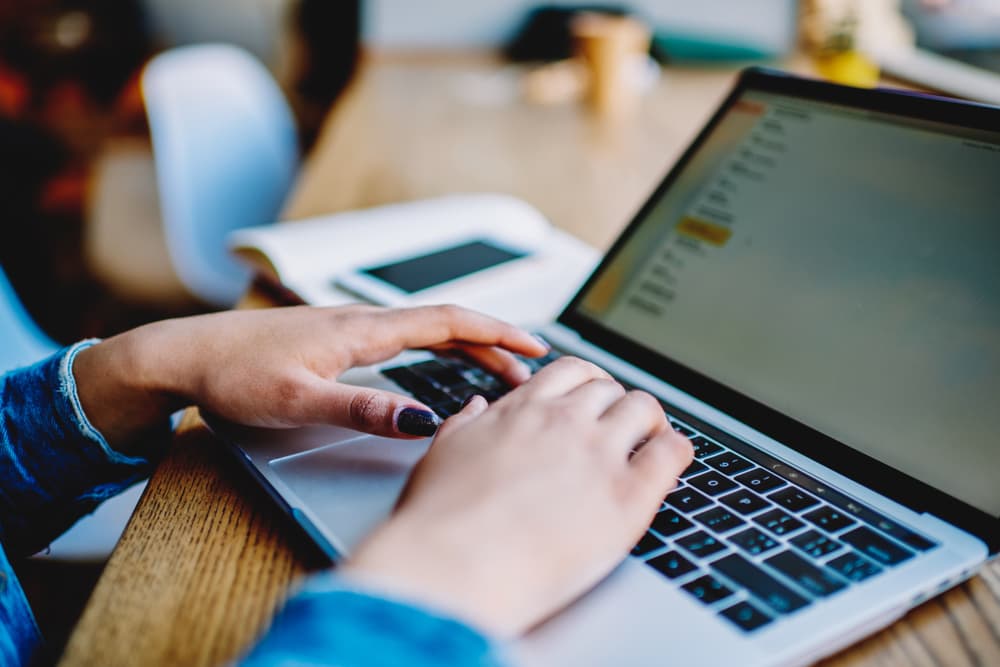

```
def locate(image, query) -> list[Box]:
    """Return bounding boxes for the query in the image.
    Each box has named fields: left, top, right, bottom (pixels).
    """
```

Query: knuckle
left=627, top=390, right=662, bottom=413
left=348, top=392, right=387, bottom=431
left=436, top=303, right=463, bottom=320
left=598, top=378, right=627, bottom=395
left=550, top=356, right=593, bottom=374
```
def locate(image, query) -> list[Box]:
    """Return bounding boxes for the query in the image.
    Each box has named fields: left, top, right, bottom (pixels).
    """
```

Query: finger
left=393, top=396, right=487, bottom=510
left=627, top=430, right=694, bottom=509
left=439, top=343, right=532, bottom=386
left=597, top=391, right=670, bottom=456
left=353, top=305, right=547, bottom=366
left=435, top=394, right=488, bottom=437
left=509, top=356, right=613, bottom=401
left=309, top=382, right=443, bottom=439
left=560, top=379, right=627, bottom=418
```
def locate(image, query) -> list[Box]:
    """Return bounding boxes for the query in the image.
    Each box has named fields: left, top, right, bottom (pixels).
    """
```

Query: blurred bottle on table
left=572, top=12, right=652, bottom=118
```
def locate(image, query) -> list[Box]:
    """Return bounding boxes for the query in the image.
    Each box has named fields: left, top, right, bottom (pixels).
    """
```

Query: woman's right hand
left=342, top=356, right=694, bottom=637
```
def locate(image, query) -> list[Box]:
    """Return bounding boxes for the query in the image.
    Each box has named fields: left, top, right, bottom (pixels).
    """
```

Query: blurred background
left=1, top=0, right=999, bottom=661
left=3, top=0, right=999, bottom=344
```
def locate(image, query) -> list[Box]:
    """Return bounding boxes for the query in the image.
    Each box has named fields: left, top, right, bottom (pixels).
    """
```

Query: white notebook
left=228, top=194, right=599, bottom=328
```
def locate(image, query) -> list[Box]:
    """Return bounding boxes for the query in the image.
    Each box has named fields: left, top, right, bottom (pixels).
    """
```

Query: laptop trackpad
left=269, top=435, right=431, bottom=553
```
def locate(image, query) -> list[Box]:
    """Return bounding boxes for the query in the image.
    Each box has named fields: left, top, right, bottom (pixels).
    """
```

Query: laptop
left=209, top=68, right=999, bottom=666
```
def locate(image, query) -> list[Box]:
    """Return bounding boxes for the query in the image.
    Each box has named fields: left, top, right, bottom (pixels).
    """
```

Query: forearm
left=0, top=344, right=163, bottom=556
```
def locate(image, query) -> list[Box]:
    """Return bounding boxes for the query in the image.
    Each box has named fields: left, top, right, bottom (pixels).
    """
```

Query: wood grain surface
left=59, top=53, right=1000, bottom=667
left=60, top=411, right=318, bottom=667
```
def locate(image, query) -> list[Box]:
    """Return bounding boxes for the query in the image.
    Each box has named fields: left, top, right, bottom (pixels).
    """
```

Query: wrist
left=73, top=322, right=188, bottom=453
left=342, top=516, right=520, bottom=638
left=116, top=318, right=201, bottom=403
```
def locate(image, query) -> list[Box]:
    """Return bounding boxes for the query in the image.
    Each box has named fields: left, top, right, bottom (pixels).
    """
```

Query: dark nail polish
left=396, top=408, right=441, bottom=436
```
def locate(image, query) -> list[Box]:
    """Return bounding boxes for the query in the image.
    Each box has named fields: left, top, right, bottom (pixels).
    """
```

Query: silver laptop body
left=210, top=69, right=999, bottom=666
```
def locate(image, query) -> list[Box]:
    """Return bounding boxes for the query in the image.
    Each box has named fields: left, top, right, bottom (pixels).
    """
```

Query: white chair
left=86, top=43, right=299, bottom=308
left=0, top=265, right=59, bottom=373
left=0, top=265, right=146, bottom=562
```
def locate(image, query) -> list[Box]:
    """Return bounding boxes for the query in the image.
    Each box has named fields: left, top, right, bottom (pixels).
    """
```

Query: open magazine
left=228, top=194, right=599, bottom=327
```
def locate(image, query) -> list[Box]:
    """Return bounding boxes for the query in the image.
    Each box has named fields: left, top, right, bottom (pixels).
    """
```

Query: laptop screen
left=573, top=87, right=1000, bottom=516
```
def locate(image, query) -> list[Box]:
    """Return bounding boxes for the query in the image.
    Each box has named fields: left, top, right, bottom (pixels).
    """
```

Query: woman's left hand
left=74, top=304, right=547, bottom=452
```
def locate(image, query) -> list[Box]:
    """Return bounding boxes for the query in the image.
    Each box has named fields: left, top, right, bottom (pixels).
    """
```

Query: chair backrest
left=0, top=265, right=59, bottom=374
left=142, top=44, right=298, bottom=307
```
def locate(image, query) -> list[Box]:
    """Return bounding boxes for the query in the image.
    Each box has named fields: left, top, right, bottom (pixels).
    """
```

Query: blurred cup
left=572, top=12, right=651, bottom=118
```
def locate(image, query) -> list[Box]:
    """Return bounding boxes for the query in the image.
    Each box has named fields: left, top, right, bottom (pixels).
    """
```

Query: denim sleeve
left=0, top=341, right=166, bottom=558
left=242, top=572, right=506, bottom=667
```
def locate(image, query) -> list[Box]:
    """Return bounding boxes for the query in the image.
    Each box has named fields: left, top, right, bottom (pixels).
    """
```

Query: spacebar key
left=712, top=554, right=810, bottom=615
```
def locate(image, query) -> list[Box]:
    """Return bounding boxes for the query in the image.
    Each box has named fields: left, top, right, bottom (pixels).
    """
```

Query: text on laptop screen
left=577, top=90, right=1000, bottom=516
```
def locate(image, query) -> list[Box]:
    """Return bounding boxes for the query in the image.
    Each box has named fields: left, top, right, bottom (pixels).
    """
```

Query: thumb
left=435, top=394, right=488, bottom=436
left=321, top=383, right=442, bottom=438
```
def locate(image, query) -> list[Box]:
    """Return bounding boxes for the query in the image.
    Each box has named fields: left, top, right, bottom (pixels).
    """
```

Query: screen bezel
left=558, top=67, right=1000, bottom=554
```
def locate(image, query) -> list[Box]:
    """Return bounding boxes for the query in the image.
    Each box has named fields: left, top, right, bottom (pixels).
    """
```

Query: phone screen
left=360, top=239, right=527, bottom=293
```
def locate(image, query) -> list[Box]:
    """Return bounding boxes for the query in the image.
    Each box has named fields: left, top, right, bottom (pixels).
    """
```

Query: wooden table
left=60, top=54, right=1000, bottom=667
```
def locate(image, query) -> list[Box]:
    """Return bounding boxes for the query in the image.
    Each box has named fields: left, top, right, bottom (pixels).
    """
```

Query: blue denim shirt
left=0, top=344, right=500, bottom=666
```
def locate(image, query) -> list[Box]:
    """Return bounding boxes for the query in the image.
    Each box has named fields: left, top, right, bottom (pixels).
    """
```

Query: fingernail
left=461, top=394, right=483, bottom=409
left=533, top=335, right=551, bottom=350
left=512, top=361, right=532, bottom=383
left=396, top=408, right=441, bottom=436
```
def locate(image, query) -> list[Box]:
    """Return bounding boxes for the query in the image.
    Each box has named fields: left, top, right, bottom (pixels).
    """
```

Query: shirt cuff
left=0, top=341, right=168, bottom=556
left=242, top=572, right=504, bottom=667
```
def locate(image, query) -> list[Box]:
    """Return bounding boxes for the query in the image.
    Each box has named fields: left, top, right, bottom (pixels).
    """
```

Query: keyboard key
left=711, top=554, right=810, bottom=615
left=768, top=463, right=935, bottom=552
left=769, top=487, right=819, bottom=513
left=456, top=366, right=503, bottom=389
left=765, top=550, right=846, bottom=597
left=682, top=574, right=735, bottom=605
left=754, top=509, right=804, bottom=536
left=411, top=360, right=466, bottom=387
left=719, top=489, right=772, bottom=515
left=443, top=382, right=483, bottom=404
left=632, top=532, right=665, bottom=557
left=427, top=400, right=462, bottom=418
left=478, top=387, right=508, bottom=402
left=840, top=502, right=937, bottom=552
left=827, top=551, right=883, bottom=582
left=789, top=530, right=843, bottom=559
left=803, top=506, right=856, bottom=533
left=719, top=601, right=772, bottom=632
left=840, top=527, right=914, bottom=566
left=728, top=528, right=779, bottom=556
left=705, top=452, right=754, bottom=475
left=876, top=522, right=935, bottom=552
left=647, top=550, right=698, bottom=579
left=695, top=507, right=746, bottom=534
left=676, top=530, right=727, bottom=559
left=687, top=471, right=738, bottom=497
left=680, top=459, right=708, bottom=478
left=734, top=468, right=786, bottom=493
left=382, top=367, right=452, bottom=403
left=666, top=487, right=713, bottom=513
left=650, top=509, right=693, bottom=537
left=691, top=436, right=724, bottom=460
left=672, top=423, right=696, bottom=438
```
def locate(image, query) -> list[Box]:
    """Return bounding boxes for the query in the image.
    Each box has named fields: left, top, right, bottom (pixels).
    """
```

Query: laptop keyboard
left=381, top=351, right=938, bottom=634
left=381, top=352, right=561, bottom=418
